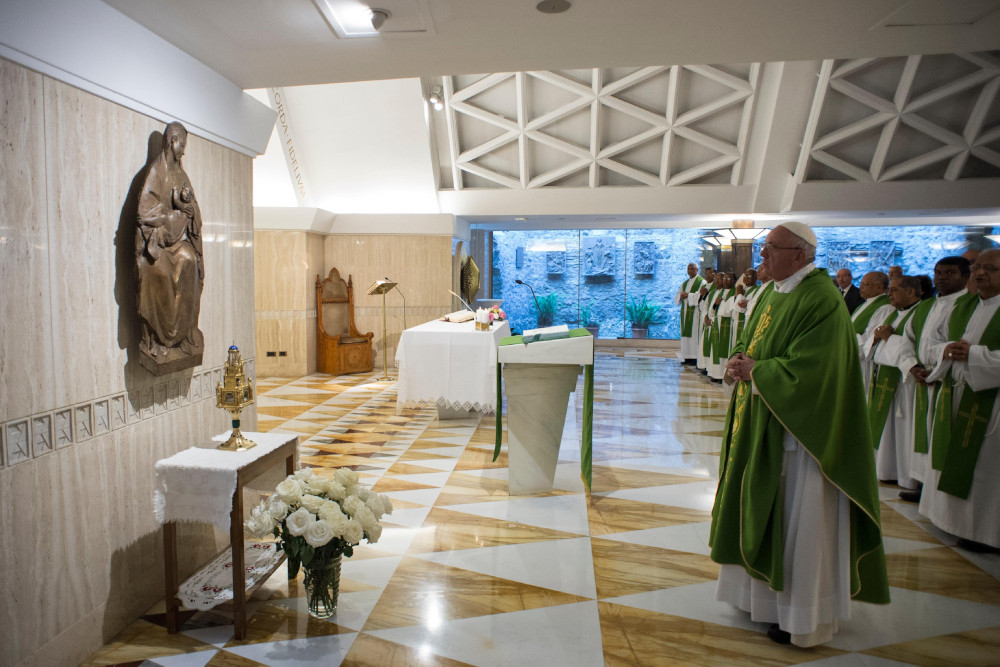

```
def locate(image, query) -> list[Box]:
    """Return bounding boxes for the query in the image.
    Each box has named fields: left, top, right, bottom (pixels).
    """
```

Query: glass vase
left=303, top=555, right=341, bottom=618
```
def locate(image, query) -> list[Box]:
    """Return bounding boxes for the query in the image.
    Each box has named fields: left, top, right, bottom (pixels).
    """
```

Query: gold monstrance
left=216, top=345, right=256, bottom=451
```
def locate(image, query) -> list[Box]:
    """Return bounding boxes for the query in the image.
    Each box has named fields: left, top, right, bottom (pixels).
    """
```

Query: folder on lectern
left=367, top=279, right=396, bottom=296
left=495, top=328, right=594, bottom=495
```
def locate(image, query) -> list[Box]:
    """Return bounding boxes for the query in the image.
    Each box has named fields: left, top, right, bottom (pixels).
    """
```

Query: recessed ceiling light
left=515, top=217, right=527, bottom=221
left=313, top=0, right=387, bottom=38
left=536, top=0, right=571, bottom=14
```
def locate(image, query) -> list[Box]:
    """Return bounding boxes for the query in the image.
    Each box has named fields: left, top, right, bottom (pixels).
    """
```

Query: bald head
left=972, top=249, right=1000, bottom=299
left=859, top=271, right=888, bottom=300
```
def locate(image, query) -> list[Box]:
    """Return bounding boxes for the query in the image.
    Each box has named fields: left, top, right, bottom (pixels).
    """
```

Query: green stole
left=907, top=299, right=936, bottom=454
left=680, top=275, right=704, bottom=338
left=867, top=305, right=918, bottom=445
left=702, top=285, right=718, bottom=357
left=853, top=295, right=891, bottom=334
left=930, top=294, right=1000, bottom=498
left=712, top=288, right=733, bottom=364
left=709, top=269, right=889, bottom=604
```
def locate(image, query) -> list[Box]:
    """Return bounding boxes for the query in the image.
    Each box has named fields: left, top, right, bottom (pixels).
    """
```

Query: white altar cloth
left=153, top=432, right=297, bottom=530
left=395, top=318, right=511, bottom=413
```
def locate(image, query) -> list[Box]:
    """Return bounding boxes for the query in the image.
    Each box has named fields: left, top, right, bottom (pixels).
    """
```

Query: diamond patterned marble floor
left=82, top=350, right=1000, bottom=666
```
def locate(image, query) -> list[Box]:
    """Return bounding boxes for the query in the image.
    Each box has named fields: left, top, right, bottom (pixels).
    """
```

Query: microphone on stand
left=515, top=279, right=542, bottom=316
left=386, top=277, right=406, bottom=330
left=448, top=290, right=474, bottom=312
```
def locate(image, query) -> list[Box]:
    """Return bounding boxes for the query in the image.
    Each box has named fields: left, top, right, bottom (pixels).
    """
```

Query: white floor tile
left=269, top=589, right=383, bottom=633
left=385, top=471, right=453, bottom=487
left=222, top=632, right=357, bottom=665
left=367, top=601, right=604, bottom=667
left=415, top=537, right=597, bottom=598
left=599, top=522, right=713, bottom=556
left=380, top=506, right=433, bottom=529
left=592, top=481, right=718, bottom=512
left=442, top=494, right=591, bottom=535
left=146, top=650, right=218, bottom=667
left=383, top=487, right=444, bottom=506
left=340, top=555, right=403, bottom=591
left=179, top=625, right=233, bottom=648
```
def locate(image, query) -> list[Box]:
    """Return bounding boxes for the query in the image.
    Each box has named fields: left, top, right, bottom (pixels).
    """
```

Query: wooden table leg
left=231, top=485, right=247, bottom=640
left=164, top=522, right=179, bottom=633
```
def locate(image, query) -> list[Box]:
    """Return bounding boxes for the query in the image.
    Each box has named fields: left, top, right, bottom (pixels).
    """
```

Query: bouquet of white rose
left=244, top=467, right=392, bottom=616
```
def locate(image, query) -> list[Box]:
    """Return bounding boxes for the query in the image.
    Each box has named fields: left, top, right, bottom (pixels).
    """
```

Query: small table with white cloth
left=153, top=431, right=298, bottom=639
left=395, top=318, right=511, bottom=417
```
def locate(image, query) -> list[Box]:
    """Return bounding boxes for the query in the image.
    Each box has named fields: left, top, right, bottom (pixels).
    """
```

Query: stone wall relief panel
left=546, top=251, right=566, bottom=275
left=583, top=237, right=617, bottom=276
left=634, top=241, right=656, bottom=277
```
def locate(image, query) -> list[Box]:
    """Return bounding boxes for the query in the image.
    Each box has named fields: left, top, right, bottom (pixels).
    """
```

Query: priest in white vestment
left=869, top=276, right=922, bottom=489
left=922, top=249, right=1000, bottom=551
left=675, top=262, right=704, bottom=364
left=855, top=272, right=893, bottom=394
left=696, top=268, right=716, bottom=371
left=892, top=257, right=969, bottom=501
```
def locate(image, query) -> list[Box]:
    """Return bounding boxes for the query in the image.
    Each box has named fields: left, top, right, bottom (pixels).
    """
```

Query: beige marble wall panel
left=0, top=60, right=55, bottom=422
left=254, top=230, right=308, bottom=311
left=255, top=318, right=309, bottom=377
left=305, top=316, right=318, bottom=376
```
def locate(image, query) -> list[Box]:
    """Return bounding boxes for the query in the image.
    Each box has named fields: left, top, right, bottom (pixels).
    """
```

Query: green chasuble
left=852, top=295, right=891, bottom=334
left=907, top=299, right=936, bottom=455
left=734, top=285, right=758, bottom=341
left=709, top=269, right=890, bottom=604
left=712, top=288, right=733, bottom=365
left=929, top=294, right=1000, bottom=498
left=679, top=275, right=704, bottom=338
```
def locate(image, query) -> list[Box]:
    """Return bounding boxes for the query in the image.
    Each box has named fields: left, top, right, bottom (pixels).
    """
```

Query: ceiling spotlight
left=428, top=85, right=444, bottom=110
left=536, top=0, right=571, bottom=14
left=367, top=7, right=390, bottom=31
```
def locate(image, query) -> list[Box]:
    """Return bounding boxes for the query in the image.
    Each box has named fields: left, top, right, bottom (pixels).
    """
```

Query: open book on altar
left=440, top=310, right=475, bottom=323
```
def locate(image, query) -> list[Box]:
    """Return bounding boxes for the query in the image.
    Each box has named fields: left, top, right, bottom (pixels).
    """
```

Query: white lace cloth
left=153, top=432, right=298, bottom=530
left=395, top=319, right=511, bottom=415
left=177, top=541, right=283, bottom=610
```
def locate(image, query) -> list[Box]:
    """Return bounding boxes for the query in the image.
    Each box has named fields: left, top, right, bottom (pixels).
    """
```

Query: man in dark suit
left=837, top=268, right=864, bottom=314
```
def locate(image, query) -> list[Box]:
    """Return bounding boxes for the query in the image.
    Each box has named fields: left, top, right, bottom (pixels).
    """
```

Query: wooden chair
left=316, top=268, right=374, bottom=375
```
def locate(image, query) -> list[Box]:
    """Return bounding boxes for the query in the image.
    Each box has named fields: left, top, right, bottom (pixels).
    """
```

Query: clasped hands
left=872, top=324, right=895, bottom=342
left=727, top=352, right=755, bottom=383
left=943, top=339, right=971, bottom=363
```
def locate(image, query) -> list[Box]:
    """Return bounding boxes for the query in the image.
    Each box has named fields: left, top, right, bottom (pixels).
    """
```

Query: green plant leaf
left=301, top=544, right=315, bottom=566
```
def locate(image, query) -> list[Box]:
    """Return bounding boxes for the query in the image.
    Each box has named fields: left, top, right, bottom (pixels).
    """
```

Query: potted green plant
left=536, top=293, right=559, bottom=327
left=579, top=304, right=599, bottom=338
left=626, top=295, right=662, bottom=338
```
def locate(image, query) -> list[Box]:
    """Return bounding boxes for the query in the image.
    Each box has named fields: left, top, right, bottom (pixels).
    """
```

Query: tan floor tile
left=79, top=619, right=215, bottom=665
left=885, top=546, right=1000, bottom=604
left=862, top=624, right=1000, bottom=666
left=879, top=503, right=943, bottom=544
left=371, top=477, right=437, bottom=493
left=598, top=602, right=845, bottom=666
left=384, top=461, right=451, bottom=476
left=592, top=539, right=720, bottom=597
left=399, top=450, right=458, bottom=462
left=407, top=507, right=583, bottom=553
left=206, top=650, right=269, bottom=666
left=590, top=465, right=706, bottom=492
left=454, top=447, right=508, bottom=471
left=588, top=496, right=712, bottom=535
left=257, top=406, right=316, bottom=420
left=223, top=602, right=351, bottom=647
left=363, top=557, right=589, bottom=630
left=343, top=633, right=475, bottom=666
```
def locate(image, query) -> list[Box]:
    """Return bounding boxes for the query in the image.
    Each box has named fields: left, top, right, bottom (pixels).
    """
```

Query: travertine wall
left=252, top=232, right=455, bottom=378
left=0, top=58, right=257, bottom=666
left=323, top=234, right=455, bottom=370
left=253, top=230, right=325, bottom=377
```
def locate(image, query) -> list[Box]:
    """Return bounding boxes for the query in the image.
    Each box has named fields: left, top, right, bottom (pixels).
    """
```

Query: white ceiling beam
left=828, top=78, right=897, bottom=114
left=526, top=130, right=592, bottom=160
left=879, top=145, right=964, bottom=182
left=900, top=113, right=965, bottom=147
left=732, top=63, right=762, bottom=185
left=870, top=117, right=899, bottom=181
left=810, top=150, right=874, bottom=182
left=794, top=59, right=834, bottom=183
left=456, top=130, right=520, bottom=163
left=964, top=77, right=1000, bottom=145
left=597, top=158, right=661, bottom=186
left=667, top=154, right=740, bottom=186
left=903, top=69, right=996, bottom=114
left=527, top=159, right=591, bottom=188
left=958, top=51, right=1000, bottom=72
left=674, top=89, right=752, bottom=127
left=684, top=64, right=753, bottom=93
left=944, top=150, right=970, bottom=181
left=831, top=58, right=878, bottom=80
left=893, top=55, right=921, bottom=110
left=597, top=127, right=668, bottom=159
left=528, top=70, right=596, bottom=98
left=971, top=145, right=1000, bottom=169
left=811, top=112, right=895, bottom=151
left=600, top=66, right=668, bottom=98
left=458, top=162, right=521, bottom=189
left=443, top=76, right=463, bottom=190
left=450, top=101, right=520, bottom=132
left=516, top=72, right=529, bottom=188
left=973, top=125, right=1000, bottom=147
left=673, top=125, right=740, bottom=156
left=590, top=69, right=602, bottom=188
left=661, top=65, right=680, bottom=184
left=450, top=72, right=515, bottom=103
left=599, top=95, right=670, bottom=129
left=523, top=97, right=593, bottom=132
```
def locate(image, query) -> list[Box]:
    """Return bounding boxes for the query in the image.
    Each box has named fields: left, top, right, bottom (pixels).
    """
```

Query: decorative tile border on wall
left=0, top=358, right=253, bottom=468
left=255, top=310, right=318, bottom=320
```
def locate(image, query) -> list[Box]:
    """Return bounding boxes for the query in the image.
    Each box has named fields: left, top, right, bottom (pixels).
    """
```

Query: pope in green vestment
left=709, top=267, right=890, bottom=605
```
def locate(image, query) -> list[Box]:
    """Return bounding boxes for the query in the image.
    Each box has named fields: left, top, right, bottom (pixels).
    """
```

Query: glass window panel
left=625, top=228, right=707, bottom=339
left=492, top=230, right=580, bottom=333
left=579, top=229, right=626, bottom=339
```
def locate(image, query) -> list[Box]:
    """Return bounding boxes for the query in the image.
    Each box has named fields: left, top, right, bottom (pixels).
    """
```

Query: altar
left=395, top=318, right=511, bottom=416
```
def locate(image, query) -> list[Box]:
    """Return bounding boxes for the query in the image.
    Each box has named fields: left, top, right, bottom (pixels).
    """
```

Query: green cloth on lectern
left=708, top=269, right=889, bottom=604
left=493, top=328, right=594, bottom=490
